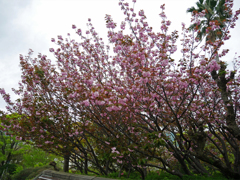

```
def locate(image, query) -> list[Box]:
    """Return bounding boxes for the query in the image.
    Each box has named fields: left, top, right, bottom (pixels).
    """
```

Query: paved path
left=34, top=170, right=118, bottom=180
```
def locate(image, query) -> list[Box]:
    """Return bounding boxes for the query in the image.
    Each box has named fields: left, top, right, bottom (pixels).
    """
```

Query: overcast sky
left=0, top=0, right=240, bottom=111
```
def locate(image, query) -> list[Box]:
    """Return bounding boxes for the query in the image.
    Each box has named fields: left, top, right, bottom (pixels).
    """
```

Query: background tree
left=187, top=0, right=231, bottom=42
left=0, top=113, right=24, bottom=178
left=187, top=0, right=233, bottom=63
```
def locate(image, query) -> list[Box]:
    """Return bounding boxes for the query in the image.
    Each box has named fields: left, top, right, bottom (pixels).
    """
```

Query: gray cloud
left=0, top=0, right=33, bottom=110
left=0, top=0, right=239, bottom=111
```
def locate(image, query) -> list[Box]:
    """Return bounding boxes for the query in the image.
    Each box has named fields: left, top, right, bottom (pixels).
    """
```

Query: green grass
left=72, top=170, right=230, bottom=180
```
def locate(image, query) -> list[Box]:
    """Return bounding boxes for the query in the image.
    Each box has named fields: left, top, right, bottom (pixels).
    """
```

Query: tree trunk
left=63, top=154, right=69, bottom=172
left=84, top=156, right=88, bottom=174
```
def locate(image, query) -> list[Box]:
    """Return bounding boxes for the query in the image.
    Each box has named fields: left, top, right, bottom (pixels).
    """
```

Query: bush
left=12, top=165, right=52, bottom=180
left=0, top=164, right=17, bottom=175
left=12, top=168, right=35, bottom=180
left=99, top=170, right=230, bottom=180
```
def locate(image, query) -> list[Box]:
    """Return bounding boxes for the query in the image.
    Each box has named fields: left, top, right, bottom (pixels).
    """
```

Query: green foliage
left=11, top=165, right=52, bottom=180
left=5, top=113, right=22, bottom=125
left=137, top=159, right=147, bottom=166
left=34, top=162, right=44, bottom=168
left=12, top=168, right=35, bottom=180
left=100, top=171, right=179, bottom=180
left=182, top=173, right=229, bottom=180
left=0, top=127, right=24, bottom=173
left=95, top=170, right=230, bottom=180
left=145, top=171, right=180, bottom=180
left=219, top=69, right=226, bottom=76
left=102, top=171, right=141, bottom=180
left=34, top=66, right=45, bottom=79
left=10, top=144, right=63, bottom=179
left=0, top=120, right=63, bottom=177
left=20, top=144, right=61, bottom=168
left=187, top=0, right=231, bottom=42
left=13, top=165, right=23, bottom=175
left=0, top=164, right=17, bottom=175
left=40, top=117, right=54, bottom=125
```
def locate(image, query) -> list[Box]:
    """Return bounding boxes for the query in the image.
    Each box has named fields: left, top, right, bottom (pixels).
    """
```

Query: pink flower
left=92, top=91, right=99, bottom=98
left=72, top=24, right=76, bottom=29
left=118, top=99, right=127, bottom=105
left=142, top=71, right=150, bottom=77
left=77, top=29, right=82, bottom=35
left=128, top=148, right=134, bottom=152
left=96, top=100, right=105, bottom=105
left=82, top=99, right=90, bottom=106
left=16, top=136, right=22, bottom=141
left=117, top=159, right=123, bottom=164
left=57, top=35, right=63, bottom=40
left=106, top=107, right=112, bottom=112
left=160, top=4, right=165, bottom=10
left=120, top=22, right=126, bottom=30
left=105, top=141, right=110, bottom=145
left=166, top=20, right=171, bottom=26
left=99, top=101, right=105, bottom=105
left=88, top=79, right=93, bottom=85
left=49, top=48, right=54, bottom=52
left=112, top=106, right=119, bottom=111
left=116, top=45, right=122, bottom=51
left=139, top=10, right=144, bottom=16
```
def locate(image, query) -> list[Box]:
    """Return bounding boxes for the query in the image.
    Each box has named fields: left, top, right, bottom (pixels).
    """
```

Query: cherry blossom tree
left=1, top=0, right=240, bottom=179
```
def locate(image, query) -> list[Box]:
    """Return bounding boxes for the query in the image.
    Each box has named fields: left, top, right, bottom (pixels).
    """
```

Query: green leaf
left=219, top=70, right=226, bottom=76
left=210, top=0, right=217, bottom=10
left=187, top=7, right=196, bottom=13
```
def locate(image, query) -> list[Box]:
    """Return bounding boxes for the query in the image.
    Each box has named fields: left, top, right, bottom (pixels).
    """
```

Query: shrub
left=12, top=165, right=52, bottom=180
left=0, top=164, right=17, bottom=175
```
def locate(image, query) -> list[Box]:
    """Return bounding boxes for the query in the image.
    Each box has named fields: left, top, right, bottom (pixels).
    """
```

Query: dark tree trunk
left=84, top=156, right=88, bottom=174
left=63, top=154, right=69, bottom=172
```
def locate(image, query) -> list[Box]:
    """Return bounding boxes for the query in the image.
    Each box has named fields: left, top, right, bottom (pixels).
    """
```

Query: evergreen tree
left=187, top=0, right=232, bottom=43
